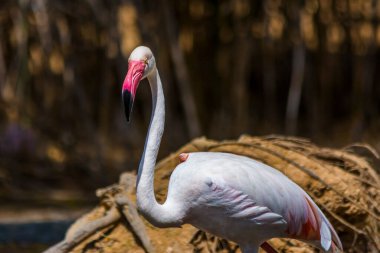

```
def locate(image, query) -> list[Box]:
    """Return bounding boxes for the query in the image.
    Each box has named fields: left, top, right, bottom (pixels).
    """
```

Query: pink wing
left=203, top=179, right=286, bottom=225
left=285, top=193, right=343, bottom=252
left=202, top=177, right=342, bottom=252
left=285, top=195, right=319, bottom=240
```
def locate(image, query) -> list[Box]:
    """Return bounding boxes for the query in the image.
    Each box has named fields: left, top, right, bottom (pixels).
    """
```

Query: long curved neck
left=137, top=68, right=164, bottom=190
left=136, top=68, right=180, bottom=227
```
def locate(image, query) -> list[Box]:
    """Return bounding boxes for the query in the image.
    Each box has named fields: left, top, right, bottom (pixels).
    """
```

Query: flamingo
left=121, top=46, right=343, bottom=253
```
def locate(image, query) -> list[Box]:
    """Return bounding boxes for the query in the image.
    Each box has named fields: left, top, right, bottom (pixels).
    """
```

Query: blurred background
left=0, top=0, right=379, bottom=251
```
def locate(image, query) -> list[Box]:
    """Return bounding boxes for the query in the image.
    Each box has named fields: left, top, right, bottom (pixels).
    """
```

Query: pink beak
left=122, top=60, right=146, bottom=121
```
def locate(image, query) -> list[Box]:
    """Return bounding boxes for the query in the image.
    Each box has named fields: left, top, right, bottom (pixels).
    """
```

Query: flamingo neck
left=136, top=68, right=179, bottom=227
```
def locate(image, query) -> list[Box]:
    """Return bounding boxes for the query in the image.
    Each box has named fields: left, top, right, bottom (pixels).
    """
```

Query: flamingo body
left=165, top=152, right=340, bottom=251
left=121, top=46, right=342, bottom=253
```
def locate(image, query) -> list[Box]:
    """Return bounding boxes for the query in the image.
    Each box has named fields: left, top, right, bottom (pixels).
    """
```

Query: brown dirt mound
left=45, top=135, right=380, bottom=253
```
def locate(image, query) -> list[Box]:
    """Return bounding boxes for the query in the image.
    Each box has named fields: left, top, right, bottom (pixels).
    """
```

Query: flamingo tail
left=305, top=195, right=343, bottom=252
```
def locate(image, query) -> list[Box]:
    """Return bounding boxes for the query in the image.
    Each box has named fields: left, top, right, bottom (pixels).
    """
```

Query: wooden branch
left=231, top=25, right=252, bottom=135
left=31, top=0, right=52, bottom=53
left=161, top=0, right=201, bottom=138
left=0, top=29, right=6, bottom=94
left=285, top=2, right=305, bottom=135
left=285, top=44, right=305, bottom=135
left=43, top=207, right=120, bottom=253
left=116, top=193, right=155, bottom=253
left=43, top=171, right=155, bottom=253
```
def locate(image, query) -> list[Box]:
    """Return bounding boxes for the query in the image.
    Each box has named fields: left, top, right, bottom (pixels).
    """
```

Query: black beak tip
left=122, top=90, right=133, bottom=122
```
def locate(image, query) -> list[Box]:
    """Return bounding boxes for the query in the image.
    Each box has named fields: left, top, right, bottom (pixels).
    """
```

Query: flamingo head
left=122, top=46, right=156, bottom=122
